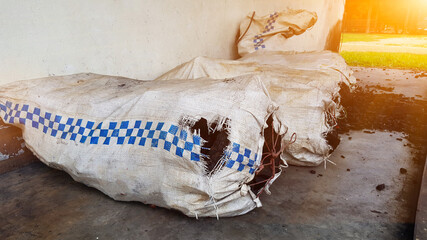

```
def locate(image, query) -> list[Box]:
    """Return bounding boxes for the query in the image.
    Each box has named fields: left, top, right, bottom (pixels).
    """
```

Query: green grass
left=341, top=33, right=427, bottom=43
left=340, top=51, right=427, bottom=70
left=340, top=33, right=427, bottom=70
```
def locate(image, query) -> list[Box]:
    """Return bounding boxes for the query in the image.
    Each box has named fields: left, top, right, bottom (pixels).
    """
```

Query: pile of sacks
left=0, top=9, right=354, bottom=217
left=157, top=50, right=356, bottom=166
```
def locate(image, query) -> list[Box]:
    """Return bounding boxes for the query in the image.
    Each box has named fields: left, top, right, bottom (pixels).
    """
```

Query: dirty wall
left=0, top=0, right=345, bottom=85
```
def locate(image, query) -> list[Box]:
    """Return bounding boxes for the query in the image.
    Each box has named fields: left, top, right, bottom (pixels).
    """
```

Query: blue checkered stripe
left=0, top=101, right=202, bottom=162
left=0, top=101, right=259, bottom=174
left=223, top=143, right=258, bottom=174
left=253, top=12, right=279, bottom=50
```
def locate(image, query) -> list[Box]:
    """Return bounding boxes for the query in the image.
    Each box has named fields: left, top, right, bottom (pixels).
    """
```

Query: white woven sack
left=0, top=73, right=278, bottom=217
left=156, top=51, right=356, bottom=166
left=237, top=9, right=317, bottom=57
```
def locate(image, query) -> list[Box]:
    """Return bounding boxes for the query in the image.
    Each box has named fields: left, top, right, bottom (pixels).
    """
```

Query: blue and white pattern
left=224, top=143, right=257, bottom=175
left=253, top=12, right=279, bottom=51
left=0, top=101, right=258, bottom=174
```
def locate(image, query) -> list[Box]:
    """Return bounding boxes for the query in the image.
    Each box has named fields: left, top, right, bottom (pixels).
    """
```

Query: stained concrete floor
left=352, top=67, right=427, bottom=100
left=0, top=132, right=422, bottom=240
left=1, top=67, right=426, bottom=240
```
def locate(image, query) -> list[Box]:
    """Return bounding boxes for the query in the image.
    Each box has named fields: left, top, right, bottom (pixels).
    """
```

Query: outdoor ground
left=340, top=33, right=427, bottom=70
left=1, top=67, right=426, bottom=240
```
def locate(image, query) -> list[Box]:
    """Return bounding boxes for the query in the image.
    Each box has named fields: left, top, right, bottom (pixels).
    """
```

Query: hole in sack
left=325, top=128, right=340, bottom=153
left=187, top=118, right=231, bottom=172
left=249, top=116, right=286, bottom=196
left=325, top=94, right=342, bottom=153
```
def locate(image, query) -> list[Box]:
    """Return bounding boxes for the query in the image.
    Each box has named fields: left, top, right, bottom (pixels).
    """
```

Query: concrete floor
left=352, top=67, right=427, bottom=100
left=0, top=130, right=422, bottom=240
left=1, top=67, right=426, bottom=240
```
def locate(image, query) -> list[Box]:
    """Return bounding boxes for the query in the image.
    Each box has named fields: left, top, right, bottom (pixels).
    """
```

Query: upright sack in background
left=0, top=73, right=279, bottom=217
left=237, top=9, right=317, bottom=57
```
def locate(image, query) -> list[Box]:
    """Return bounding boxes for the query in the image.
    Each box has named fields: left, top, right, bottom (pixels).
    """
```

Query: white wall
left=0, top=0, right=344, bottom=84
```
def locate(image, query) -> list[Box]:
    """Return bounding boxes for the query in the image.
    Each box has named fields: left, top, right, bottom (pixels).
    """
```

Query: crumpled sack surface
left=156, top=51, right=356, bottom=166
left=0, top=73, right=278, bottom=217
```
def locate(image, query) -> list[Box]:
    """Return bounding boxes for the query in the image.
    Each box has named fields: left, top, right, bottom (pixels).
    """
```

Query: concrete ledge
left=415, top=156, right=427, bottom=240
